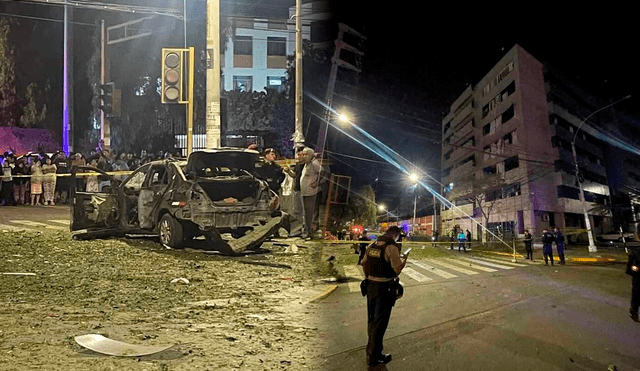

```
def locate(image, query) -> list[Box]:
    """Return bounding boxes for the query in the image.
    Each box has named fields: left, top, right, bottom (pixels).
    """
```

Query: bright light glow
left=378, top=204, right=386, bottom=211
left=410, top=173, right=419, bottom=182
left=338, top=114, right=349, bottom=123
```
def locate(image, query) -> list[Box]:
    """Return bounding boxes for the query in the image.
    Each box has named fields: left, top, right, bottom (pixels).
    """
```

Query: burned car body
left=71, top=148, right=281, bottom=254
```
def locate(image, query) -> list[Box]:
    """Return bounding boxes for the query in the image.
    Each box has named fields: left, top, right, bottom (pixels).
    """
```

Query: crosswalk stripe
left=9, top=220, right=67, bottom=230
left=428, top=259, right=479, bottom=275
left=343, top=265, right=364, bottom=293
left=401, top=267, right=432, bottom=282
left=410, top=261, right=457, bottom=279
left=470, top=256, right=528, bottom=267
left=442, top=258, right=497, bottom=272
left=0, top=223, right=25, bottom=232
left=48, top=219, right=71, bottom=225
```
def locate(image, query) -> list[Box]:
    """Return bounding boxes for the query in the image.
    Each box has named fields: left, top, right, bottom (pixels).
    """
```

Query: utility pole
left=316, top=23, right=364, bottom=155
left=433, top=193, right=437, bottom=234
left=292, top=0, right=304, bottom=147
left=62, top=0, right=73, bottom=154
left=205, top=0, right=221, bottom=149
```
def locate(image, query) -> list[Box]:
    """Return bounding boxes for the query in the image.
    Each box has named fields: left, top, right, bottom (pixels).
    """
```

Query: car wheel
left=159, top=214, right=183, bottom=249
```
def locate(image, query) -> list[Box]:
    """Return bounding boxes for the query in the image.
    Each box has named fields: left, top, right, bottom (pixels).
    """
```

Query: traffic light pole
left=100, top=20, right=110, bottom=151
left=186, top=47, right=195, bottom=155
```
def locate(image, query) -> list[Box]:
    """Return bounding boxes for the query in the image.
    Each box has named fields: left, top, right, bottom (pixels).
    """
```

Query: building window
left=504, top=182, right=521, bottom=197
left=504, top=155, right=519, bottom=172
left=443, top=122, right=451, bottom=132
left=483, top=122, right=492, bottom=136
left=503, top=130, right=517, bottom=145
left=233, top=76, right=252, bottom=92
left=461, top=136, right=475, bottom=147
left=234, top=36, right=252, bottom=55
left=501, top=104, right=515, bottom=123
left=267, top=76, right=285, bottom=91
left=444, top=150, right=452, bottom=161
left=267, top=37, right=286, bottom=56
left=483, top=165, right=496, bottom=175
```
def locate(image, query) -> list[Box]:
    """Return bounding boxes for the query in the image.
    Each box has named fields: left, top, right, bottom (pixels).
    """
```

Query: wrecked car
left=70, top=148, right=282, bottom=255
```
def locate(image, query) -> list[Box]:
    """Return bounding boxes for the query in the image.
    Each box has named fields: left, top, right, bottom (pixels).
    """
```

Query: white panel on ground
left=401, top=267, right=433, bottom=283
left=410, top=261, right=457, bottom=279
left=429, top=259, right=480, bottom=275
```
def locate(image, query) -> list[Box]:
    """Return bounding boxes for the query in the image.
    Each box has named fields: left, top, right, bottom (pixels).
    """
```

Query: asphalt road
left=0, top=205, right=71, bottom=232
left=317, top=254, right=640, bottom=371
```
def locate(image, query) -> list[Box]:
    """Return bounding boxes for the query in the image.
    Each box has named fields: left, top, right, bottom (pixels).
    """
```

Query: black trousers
left=632, top=277, right=640, bottom=315
left=366, top=280, right=395, bottom=359
left=543, top=245, right=554, bottom=265
left=525, top=243, right=533, bottom=259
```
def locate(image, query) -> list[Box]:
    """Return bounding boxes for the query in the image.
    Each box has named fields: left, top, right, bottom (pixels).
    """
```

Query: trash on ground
left=2, top=272, right=36, bottom=276
left=170, top=278, right=190, bottom=284
left=74, top=334, right=174, bottom=357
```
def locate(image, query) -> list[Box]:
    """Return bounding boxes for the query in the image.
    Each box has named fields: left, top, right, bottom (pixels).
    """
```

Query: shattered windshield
left=186, top=151, right=257, bottom=177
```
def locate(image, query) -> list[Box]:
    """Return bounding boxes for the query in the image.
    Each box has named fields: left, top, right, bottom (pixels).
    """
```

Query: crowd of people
left=0, top=148, right=182, bottom=207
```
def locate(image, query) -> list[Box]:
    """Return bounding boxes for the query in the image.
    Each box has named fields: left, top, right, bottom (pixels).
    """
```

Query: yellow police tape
left=7, top=170, right=134, bottom=178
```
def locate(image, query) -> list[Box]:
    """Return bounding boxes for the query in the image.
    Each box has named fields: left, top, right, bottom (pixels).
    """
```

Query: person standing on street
left=1, top=153, right=14, bottom=206
left=299, top=147, right=328, bottom=240
left=554, top=227, right=566, bottom=265
left=450, top=225, right=459, bottom=250
left=358, top=229, right=370, bottom=265
left=283, top=146, right=306, bottom=237
left=41, top=156, right=57, bottom=206
left=256, top=148, right=285, bottom=193
left=541, top=228, right=555, bottom=266
left=626, top=247, right=640, bottom=322
left=466, top=229, right=472, bottom=251
left=457, top=230, right=467, bottom=252
left=30, top=158, right=43, bottom=206
left=361, top=226, right=408, bottom=366
left=524, top=229, right=534, bottom=260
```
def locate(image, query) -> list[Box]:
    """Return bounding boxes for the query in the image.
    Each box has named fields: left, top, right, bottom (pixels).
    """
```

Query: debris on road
left=74, top=334, right=174, bottom=357
left=170, top=277, right=190, bottom=285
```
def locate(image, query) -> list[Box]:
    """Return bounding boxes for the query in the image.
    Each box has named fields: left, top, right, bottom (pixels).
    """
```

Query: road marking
left=442, top=258, right=497, bottom=272
left=401, top=267, right=433, bottom=283
left=9, top=220, right=67, bottom=230
left=48, top=219, right=71, bottom=225
left=410, top=261, right=457, bottom=279
left=343, top=265, right=364, bottom=293
left=428, top=259, right=479, bottom=275
left=469, top=256, right=527, bottom=267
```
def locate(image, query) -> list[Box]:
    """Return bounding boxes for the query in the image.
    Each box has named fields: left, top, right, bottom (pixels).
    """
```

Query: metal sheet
left=74, top=334, right=173, bottom=357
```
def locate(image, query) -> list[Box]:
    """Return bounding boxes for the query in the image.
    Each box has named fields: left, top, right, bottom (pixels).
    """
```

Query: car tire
left=159, top=214, right=183, bottom=249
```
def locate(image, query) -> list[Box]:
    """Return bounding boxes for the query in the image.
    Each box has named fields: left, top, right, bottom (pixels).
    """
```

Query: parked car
left=596, top=231, right=636, bottom=242
left=70, top=148, right=282, bottom=255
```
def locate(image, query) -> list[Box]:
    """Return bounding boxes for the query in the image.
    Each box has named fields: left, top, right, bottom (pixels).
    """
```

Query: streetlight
left=379, top=204, right=389, bottom=223
left=571, top=94, right=631, bottom=253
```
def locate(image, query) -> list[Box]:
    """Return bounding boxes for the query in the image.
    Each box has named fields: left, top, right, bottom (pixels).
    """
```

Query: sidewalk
left=475, top=242, right=632, bottom=264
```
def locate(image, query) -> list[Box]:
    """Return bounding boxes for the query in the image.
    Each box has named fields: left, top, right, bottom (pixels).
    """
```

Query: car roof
left=191, top=147, right=260, bottom=155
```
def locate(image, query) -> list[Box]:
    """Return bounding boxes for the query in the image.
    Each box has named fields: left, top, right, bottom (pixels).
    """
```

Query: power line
left=2, top=0, right=183, bottom=18
left=0, top=11, right=98, bottom=26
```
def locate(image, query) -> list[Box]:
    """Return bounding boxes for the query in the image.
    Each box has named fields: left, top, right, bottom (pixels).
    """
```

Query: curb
left=307, top=284, right=338, bottom=303
left=474, top=249, right=622, bottom=264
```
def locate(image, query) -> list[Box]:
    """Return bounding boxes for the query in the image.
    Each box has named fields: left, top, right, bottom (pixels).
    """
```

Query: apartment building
left=440, top=44, right=612, bottom=240
left=222, top=1, right=333, bottom=93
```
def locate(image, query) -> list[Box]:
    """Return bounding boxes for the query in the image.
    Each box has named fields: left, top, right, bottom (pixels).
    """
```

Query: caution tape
left=4, top=170, right=134, bottom=178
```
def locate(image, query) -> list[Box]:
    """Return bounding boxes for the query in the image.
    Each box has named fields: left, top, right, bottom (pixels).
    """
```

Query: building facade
left=440, top=45, right=612, bottom=241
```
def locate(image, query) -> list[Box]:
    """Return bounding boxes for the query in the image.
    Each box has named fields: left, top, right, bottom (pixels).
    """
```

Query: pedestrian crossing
left=341, top=255, right=539, bottom=292
left=0, top=219, right=70, bottom=232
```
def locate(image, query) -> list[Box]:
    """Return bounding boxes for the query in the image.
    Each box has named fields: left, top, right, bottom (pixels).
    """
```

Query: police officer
left=626, top=247, right=640, bottom=322
left=523, top=229, right=533, bottom=260
left=361, top=226, right=408, bottom=366
left=541, top=228, right=555, bottom=266
left=357, top=229, right=370, bottom=265
left=554, top=227, right=566, bottom=265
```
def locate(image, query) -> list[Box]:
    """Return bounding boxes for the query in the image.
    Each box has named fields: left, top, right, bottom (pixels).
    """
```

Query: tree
left=448, top=173, right=508, bottom=241
left=348, top=185, right=378, bottom=229
left=19, top=82, right=47, bottom=127
left=0, top=19, right=20, bottom=127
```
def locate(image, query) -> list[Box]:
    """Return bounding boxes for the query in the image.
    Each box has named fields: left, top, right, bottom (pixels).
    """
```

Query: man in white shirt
left=299, top=147, right=328, bottom=239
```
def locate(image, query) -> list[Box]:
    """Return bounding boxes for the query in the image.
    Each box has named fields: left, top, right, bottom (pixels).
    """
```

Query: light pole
left=410, top=173, right=419, bottom=235
left=379, top=204, right=389, bottom=224
left=571, top=94, right=631, bottom=253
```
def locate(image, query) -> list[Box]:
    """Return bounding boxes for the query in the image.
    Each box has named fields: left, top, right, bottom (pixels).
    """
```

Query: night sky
left=1, top=1, right=637, bottom=216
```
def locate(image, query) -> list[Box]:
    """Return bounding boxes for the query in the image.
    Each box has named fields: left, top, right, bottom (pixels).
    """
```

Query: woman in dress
left=41, top=155, right=57, bottom=205
left=30, top=158, right=43, bottom=206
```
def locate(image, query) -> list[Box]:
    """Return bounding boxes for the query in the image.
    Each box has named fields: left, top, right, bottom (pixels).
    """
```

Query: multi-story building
left=440, top=44, right=613, bottom=241
left=222, top=1, right=333, bottom=93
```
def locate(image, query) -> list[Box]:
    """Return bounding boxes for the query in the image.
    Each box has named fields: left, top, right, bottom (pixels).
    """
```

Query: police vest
left=542, top=232, right=554, bottom=245
left=362, top=240, right=398, bottom=279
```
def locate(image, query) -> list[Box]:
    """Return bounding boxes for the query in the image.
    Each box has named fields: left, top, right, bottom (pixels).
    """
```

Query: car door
left=70, top=166, right=120, bottom=233
left=138, top=163, right=170, bottom=229
left=119, top=164, right=152, bottom=229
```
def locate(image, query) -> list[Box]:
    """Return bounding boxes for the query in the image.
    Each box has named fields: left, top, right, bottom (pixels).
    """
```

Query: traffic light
left=161, top=48, right=184, bottom=103
left=99, top=83, right=114, bottom=114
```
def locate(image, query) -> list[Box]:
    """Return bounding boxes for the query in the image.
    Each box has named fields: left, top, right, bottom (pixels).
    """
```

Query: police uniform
left=524, top=232, right=533, bottom=260
left=555, top=229, right=566, bottom=265
left=361, top=235, right=404, bottom=365
left=626, top=248, right=640, bottom=322
left=541, top=230, right=555, bottom=266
